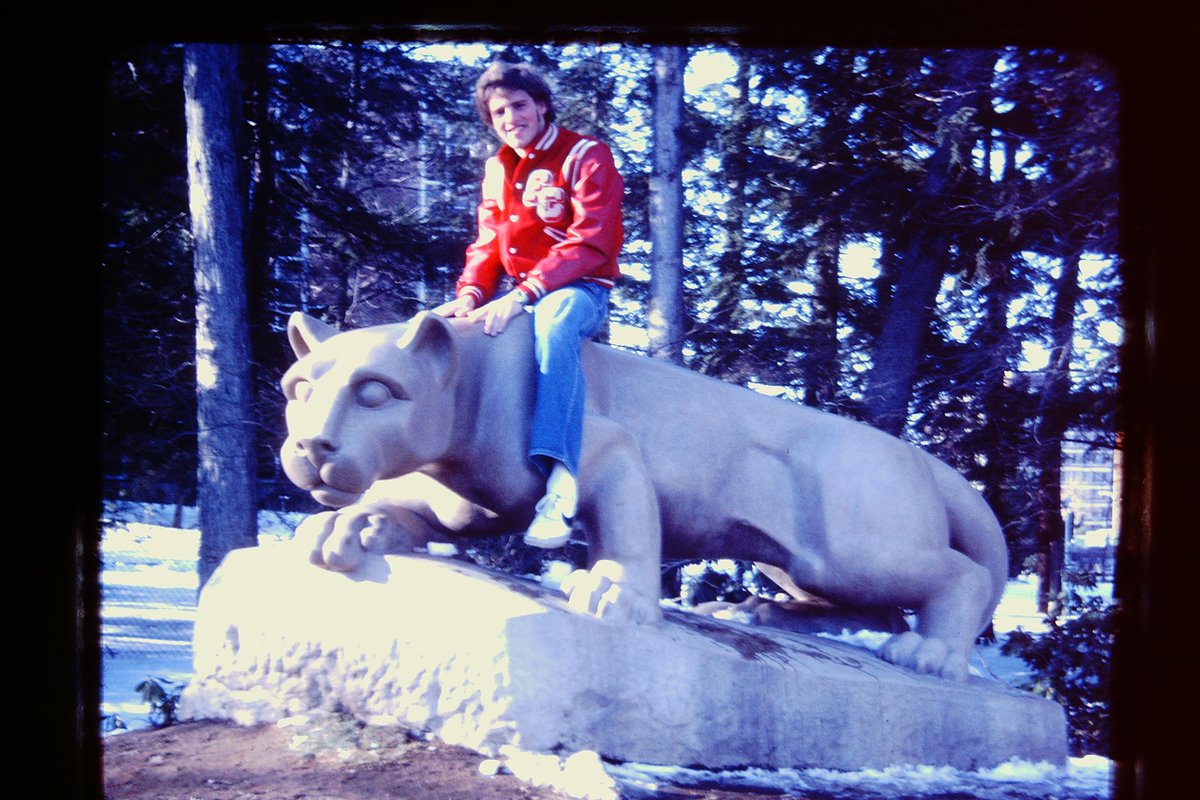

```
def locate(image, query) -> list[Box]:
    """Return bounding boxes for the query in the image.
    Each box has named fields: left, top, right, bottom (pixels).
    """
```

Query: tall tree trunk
left=702, top=54, right=749, bottom=379
left=864, top=225, right=948, bottom=434
left=648, top=45, right=686, bottom=364
left=1035, top=251, right=1082, bottom=617
left=863, top=49, right=994, bottom=435
left=184, top=44, right=258, bottom=588
left=979, top=133, right=1021, bottom=548
left=804, top=216, right=842, bottom=408
left=979, top=267, right=1017, bottom=530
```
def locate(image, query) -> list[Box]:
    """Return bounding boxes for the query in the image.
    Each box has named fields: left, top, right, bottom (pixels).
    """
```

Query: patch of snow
left=814, top=628, right=894, bottom=650
left=500, top=746, right=620, bottom=800
left=1072, top=528, right=1116, bottom=549
left=606, top=755, right=1112, bottom=800
left=425, top=541, right=460, bottom=558
left=539, top=559, right=575, bottom=590
left=710, top=607, right=755, bottom=624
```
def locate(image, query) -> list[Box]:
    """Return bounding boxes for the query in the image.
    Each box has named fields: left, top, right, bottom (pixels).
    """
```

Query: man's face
left=487, top=88, right=547, bottom=152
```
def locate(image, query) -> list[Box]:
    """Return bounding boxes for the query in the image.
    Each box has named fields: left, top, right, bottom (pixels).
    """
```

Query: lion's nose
left=295, top=436, right=337, bottom=466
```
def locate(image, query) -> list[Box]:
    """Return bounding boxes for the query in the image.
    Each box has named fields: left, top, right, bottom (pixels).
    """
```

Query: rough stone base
left=180, top=546, right=1067, bottom=772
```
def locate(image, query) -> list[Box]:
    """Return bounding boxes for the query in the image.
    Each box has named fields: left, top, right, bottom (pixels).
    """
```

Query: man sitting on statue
left=434, top=60, right=625, bottom=551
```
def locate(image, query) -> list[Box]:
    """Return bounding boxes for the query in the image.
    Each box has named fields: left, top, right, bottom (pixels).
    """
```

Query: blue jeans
left=528, top=282, right=611, bottom=478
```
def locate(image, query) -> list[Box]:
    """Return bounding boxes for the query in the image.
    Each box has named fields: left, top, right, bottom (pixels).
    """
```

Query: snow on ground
left=606, top=754, right=1113, bottom=800
left=99, top=505, right=300, bottom=731
left=99, top=503, right=1113, bottom=799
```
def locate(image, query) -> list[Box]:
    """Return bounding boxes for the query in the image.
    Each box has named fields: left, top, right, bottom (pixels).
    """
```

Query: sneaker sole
left=523, top=531, right=572, bottom=549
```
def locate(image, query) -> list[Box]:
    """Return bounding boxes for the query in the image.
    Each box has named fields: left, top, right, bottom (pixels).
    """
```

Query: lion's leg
left=876, top=549, right=995, bottom=681
left=559, top=415, right=664, bottom=625
left=789, top=457, right=995, bottom=682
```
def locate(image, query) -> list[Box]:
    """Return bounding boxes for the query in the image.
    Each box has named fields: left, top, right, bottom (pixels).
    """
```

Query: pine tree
left=103, top=45, right=196, bottom=509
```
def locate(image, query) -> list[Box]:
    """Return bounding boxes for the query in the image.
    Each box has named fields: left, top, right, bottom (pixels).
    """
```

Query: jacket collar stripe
left=535, top=123, right=559, bottom=153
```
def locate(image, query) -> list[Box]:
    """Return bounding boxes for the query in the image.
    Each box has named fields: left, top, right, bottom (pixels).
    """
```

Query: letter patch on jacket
left=522, top=169, right=555, bottom=207
left=536, top=186, right=567, bottom=223
left=521, top=169, right=567, bottom=224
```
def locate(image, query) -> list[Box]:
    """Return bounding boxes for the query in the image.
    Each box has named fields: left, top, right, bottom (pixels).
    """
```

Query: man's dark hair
left=474, top=61, right=557, bottom=127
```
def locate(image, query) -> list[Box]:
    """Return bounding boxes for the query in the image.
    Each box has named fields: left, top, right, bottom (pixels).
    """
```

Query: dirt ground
left=101, top=717, right=803, bottom=800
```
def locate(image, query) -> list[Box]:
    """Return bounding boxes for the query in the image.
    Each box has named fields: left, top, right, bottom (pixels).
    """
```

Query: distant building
left=1060, top=433, right=1122, bottom=539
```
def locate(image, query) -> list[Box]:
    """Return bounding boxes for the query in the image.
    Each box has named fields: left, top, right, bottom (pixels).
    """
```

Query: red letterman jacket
left=456, top=123, right=623, bottom=306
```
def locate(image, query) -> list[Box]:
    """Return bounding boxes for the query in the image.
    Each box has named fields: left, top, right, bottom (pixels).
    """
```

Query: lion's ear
left=398, top=311, right=458, bottom=389
left=287, top=312, right=338, bottom=358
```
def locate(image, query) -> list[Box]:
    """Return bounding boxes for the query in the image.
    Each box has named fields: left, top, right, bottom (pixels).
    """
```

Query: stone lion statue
left=280, top=310, right=1008, bottom=681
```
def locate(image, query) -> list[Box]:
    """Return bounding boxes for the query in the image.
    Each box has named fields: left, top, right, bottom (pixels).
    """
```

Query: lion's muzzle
left=293, top=435, right=337, bottom=468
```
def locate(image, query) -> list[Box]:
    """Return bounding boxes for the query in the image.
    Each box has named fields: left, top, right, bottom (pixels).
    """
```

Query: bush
left=135, top=676, right=186, bottom=728
left=1000, top=571, right=1114, bottom=756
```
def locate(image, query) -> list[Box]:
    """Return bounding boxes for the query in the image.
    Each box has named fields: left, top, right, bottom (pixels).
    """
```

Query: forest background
left=102, top=38, right=1121, bottom=609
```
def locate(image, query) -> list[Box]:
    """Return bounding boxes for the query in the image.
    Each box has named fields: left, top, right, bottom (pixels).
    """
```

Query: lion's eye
left=355, top=379, right=396, bottom=408
left=291, top=380, right=313, bottom=402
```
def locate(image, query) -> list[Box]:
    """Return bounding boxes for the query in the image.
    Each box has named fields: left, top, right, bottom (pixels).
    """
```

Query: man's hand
left=431, top=296, right=477, bottom=318
left=467, top=290, right=529, bottom=336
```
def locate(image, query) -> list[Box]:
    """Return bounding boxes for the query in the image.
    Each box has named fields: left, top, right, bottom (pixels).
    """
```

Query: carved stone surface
left=181, top=547, right=1067, bottom=772
left=277, top=311, right=1011, bottom=682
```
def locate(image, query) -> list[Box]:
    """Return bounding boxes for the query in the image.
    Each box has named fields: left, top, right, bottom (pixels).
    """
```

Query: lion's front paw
left=294, top=505, right=413, bottom=572
left=558, top=559, right=663, bottom=625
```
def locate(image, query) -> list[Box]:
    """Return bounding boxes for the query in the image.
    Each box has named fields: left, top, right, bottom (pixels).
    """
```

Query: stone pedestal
left=181, top=546, right=1067, bottom=771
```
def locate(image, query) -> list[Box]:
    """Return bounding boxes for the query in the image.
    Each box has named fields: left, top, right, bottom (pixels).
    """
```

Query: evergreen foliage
left=103, top=45, right=195, bottom=506
left=102, top=39, right=1121, bottom=606
left=1001, top=572, right=1115, bottom=756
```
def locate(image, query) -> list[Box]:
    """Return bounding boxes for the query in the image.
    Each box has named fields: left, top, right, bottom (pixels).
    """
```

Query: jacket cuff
left=457, top=285, right=486, bottom=305
left=516, top=276, right=548, bottom=302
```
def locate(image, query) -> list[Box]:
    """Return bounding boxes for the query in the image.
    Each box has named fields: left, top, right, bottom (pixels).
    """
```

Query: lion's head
left=280, top=312, right=459, bottom=508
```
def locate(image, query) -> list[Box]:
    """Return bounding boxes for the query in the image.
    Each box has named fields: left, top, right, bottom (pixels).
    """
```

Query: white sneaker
left=523, top=493, right=575, bottom=549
